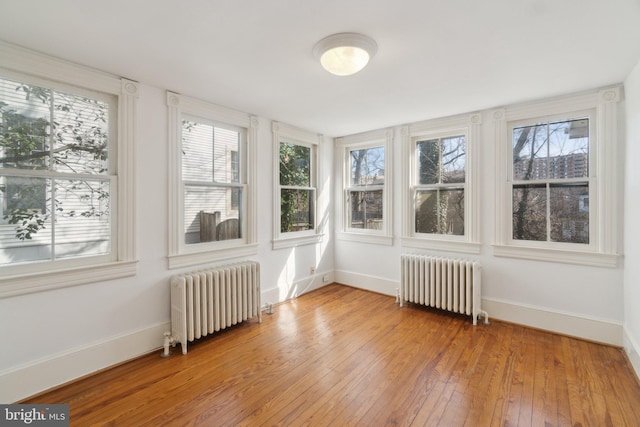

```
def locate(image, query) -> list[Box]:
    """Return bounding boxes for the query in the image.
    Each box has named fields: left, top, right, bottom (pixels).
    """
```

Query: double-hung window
left=167, top=92, right=257, bottom=268
left=402, top=114, right=481, bottom=253
left=414, top=135, right=466, bottom=235
left=272, top=122, right=322, bottom=249
left=510, top=117, right=590, bottom=244
left=493, top=88, right=620, bottom=266
left=0, top=42, right=137, bottom=297
left=337, top=129, right=392, bottom=245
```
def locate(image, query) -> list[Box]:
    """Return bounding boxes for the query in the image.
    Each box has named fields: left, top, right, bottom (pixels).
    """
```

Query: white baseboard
left=335, top=270, right=623, bottom=346
left=623, top=326, right=640, bottom=381
left=261, top=270, right=333, bottom=308
left=0, top=322, right=169, bottom=403
left=334, top=270, right=396, bottom=297
left=482, top=298, right=622, bottom=346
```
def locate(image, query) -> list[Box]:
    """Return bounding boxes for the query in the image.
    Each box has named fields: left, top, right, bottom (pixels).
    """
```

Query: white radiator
left=170, top=261, right=261, bottom=354
left=399, top=254, right=488, bottom=325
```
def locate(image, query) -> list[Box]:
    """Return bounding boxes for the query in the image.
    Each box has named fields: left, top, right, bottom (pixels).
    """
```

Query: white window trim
left=336, top=128, right=393, bottom=246
left=492, top=87, right=621, bottom=267
left=401, top=113, right=481, bottom=254
left=0, top=41, right=138, bottom=298
left=167, top=92, right=258, bottom=269
left=272, top=121, right=323, bottom=250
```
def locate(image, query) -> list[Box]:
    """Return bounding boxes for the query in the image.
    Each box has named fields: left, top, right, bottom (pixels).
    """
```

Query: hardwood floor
left=25, top=284, right=640, bottom=426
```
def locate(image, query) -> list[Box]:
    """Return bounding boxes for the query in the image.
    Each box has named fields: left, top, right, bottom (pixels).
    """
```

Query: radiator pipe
left=161, top=332, right=175, bottom=358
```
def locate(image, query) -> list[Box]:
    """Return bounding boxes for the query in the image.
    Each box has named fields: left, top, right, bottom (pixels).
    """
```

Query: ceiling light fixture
left=312, top=33, right=378, bottom=76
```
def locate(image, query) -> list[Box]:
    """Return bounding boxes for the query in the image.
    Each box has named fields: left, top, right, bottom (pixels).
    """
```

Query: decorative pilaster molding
left=469, top=113, right=482, bottom=125
left=246, top=116, right=259, bottom=245
left=166, top=91, right=182, bottom=259
left=118, top=79, right=139, bottom=262
left=121, top=79, right=139, bottom=98
left=597, top=87, right=621, bottom=256
left=166, top=91, right=181, bottom=107
left=399, top=126, right=411, bottom=238
left=467, top=113, right=482, bottom=246
left=492, top=109, right=507, bottom=246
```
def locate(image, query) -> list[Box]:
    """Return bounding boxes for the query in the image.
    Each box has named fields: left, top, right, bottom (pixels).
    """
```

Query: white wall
left=624, top=59, right=640, bottom=379
left=335, top=105, right=625, bottom=346
left=0, top=49, right=636, bottom=404
left=0, top=82, right=334, bottom=403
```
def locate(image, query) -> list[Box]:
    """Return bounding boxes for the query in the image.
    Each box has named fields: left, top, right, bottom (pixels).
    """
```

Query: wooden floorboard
left=23, top=284, right=640, bottom=426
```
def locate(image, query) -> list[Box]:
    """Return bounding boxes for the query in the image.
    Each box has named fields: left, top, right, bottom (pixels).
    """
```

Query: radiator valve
left=161, top=332, right=176, bottom=358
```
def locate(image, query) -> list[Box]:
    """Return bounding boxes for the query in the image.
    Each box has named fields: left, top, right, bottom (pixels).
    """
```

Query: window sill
left=492, top=244, right=619, bottom=267
left=0, top=260, right=138, bottom=299
left=168, top=243, right=259, bottom=269
left=337, top=232, right=393, bottom=246
left=401, top=236, right=481, bottom=254
left=272, top=233, right=323, bottom=250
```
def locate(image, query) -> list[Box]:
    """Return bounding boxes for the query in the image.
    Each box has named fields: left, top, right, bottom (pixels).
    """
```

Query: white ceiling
left=1, top=0, right=639, bottom=137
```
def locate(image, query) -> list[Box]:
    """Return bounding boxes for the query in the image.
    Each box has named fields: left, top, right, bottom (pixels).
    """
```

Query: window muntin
left=347, top=145, right=384, bottom=230
left=510, top=117, right=590, bottom=244
left=279, top=142, right=315, bottom=233
left=181, top=116, right=245, bottom=244
left=0, top=76, right=115, bottom=266
left=413, top=135, right=466, bottom=236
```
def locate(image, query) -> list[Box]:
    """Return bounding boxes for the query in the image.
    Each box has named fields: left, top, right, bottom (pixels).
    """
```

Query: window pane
left=280, top=143, right=310, bottom=186
left=512, top=184, right=546, bottom=241
left=550, top=183, right=589, bottom=244
left=548, top=119, right=589, bottom=179
left=417, top=139, right=440, bottom=185
left=350, top=146, right=384, bottom=185
left=0, top=78, right=50, bottom=171
left=0, top=176, right=52, bottom=264
left=415, top=188, right=464, bottom=235
left=184, top=185, right=242, bottom=244
left=182, top=121, right=241, bottom=184
left=52, top=90, right=109, bottom=175
left=442, top=136, right=466, bottom=184
left=182, top=120, right=213, bottom=181
left=513, top=124, right=548, bottom=181
left=54, top=179, right=110, bottom=259
left=281, top=188, right=314, bottom=232
left=0, top=79, right=110, bottom=175
left=349, top=189, right=383, bottom=230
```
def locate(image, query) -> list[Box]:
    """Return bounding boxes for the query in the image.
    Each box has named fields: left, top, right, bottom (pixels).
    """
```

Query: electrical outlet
left=310, top=266, right=316, bottom=275
left=323, top=275, right=330, bottom=283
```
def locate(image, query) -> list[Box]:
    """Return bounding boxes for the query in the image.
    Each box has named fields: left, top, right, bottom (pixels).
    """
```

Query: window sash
left=181, top=117, right=246, bottom=247
left=338, top=134, right=390, bottom=242
left=412, top=135, right=467, bottom=237
left=0, top=75, right=117, bottom=268
left=346, top=187, right=384, bottom=231
left=278, top=141, right=317, bottom=235
left=508, top=116, right=592, bottom=247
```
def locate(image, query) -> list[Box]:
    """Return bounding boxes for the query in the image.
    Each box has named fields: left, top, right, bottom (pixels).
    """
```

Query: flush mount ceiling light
left=312, top=32, right=378, bottom=76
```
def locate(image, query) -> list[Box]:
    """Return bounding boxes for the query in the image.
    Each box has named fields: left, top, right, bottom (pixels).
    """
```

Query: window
left=348, top=146, right=384, bottom=230
left=0, top=43, right=137, bottom=297
left=167, top=92, right=257, bottom=268
left=336, top=129, right=392, bottom=245
left=272, top=122, right=322, bottom=249
left=280, top=142, right=314, bottom=233
left=1, top=76, right=113, bottom=262
left=182, top=117, right=244, bottom=244
left=511, top=118, right=589, bottom=244
left=402, top=114, right=481, bottom=254
left=414, top=135, right=466, bottom=236
left=493, top=88, right=620, bottom=267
